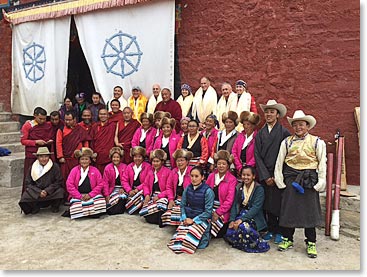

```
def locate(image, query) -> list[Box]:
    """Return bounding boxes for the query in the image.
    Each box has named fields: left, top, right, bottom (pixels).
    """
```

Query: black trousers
left=266, top=212, right=281, bottom=234
left=281, top=227, right=316, bottom=243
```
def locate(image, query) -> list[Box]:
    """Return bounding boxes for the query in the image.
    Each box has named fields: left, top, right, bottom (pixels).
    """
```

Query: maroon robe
left=50, top=120, right=64, bottom=163
left=22, top=123, right=53, bottom=193
left=117, top=119, right=141, bottom=164
left=59, top=125, right=90, bottom=195
left=155, top=99, right=182, bottom=133
left=90, top=121, right=117, bottom=174
left=108, top=111, right=124, bottom=123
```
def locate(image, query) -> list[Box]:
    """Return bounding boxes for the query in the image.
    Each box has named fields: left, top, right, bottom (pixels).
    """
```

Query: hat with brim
left=260, top=99, right=287, bottom=118
left=173, top=149, right=193, bottom=161
left=222, top=111, right=239, bottom=126
left=214, top=150, right=234, bottom=165
left=150, top=149, right=167, bottom=161
left=130, top=146, right=146, bottom=157
left=74, top=147, right=97, bottom=159
left=287, top=110, right=316, bottom=130
left=33, top=147, right=53, bottom=156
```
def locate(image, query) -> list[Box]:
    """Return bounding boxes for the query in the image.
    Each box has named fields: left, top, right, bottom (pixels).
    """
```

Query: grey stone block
left=0, top=152, right=24, bottom=188
left=0, top=122, right=20, bottom=133
left=0, top=132, right=21, bottom=144
left=0, top=112, right=12, bottom=122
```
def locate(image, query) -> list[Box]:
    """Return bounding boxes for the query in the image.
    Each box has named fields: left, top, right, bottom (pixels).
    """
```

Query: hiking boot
left=262, top=231, right=273, bottom=241
left=307, top=242, right=317, bottom=258
left=278, top=238, right=293, bottom=251
left=274, top=233, right=283, bottom=244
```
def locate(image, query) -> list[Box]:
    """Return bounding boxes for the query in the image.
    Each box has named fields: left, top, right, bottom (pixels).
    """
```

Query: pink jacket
left=167, top=166, right=193, bottom=201
left=102, top=162, right=127, bottom=196
left=206, top=170, right=237, bottom=223
left=200, top=128, right=219, bottom=158
left=121, top=162, right=151, bottom=193
left=131, top=127, right=157, bottom=157
left=143, top=166, right=171, bottom=198
left=153, top=132, right=180, bottom=168
left=232, top=130, right=257, bottom=171
left=66, top=165, right=106, bottom=200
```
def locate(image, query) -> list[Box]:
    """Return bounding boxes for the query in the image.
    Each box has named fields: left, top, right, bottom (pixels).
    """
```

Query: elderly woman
left=178, top=116, right=190, bottom=137
left=208, top=111, right=239, bottom=170
left=139, top=149, right=171, bottom=225
left=206, top=150, right=237, bottom=238
left=224, top=166, right=270, bottom=253
left=167, top=166, right=214, bottom=254
left=232, top=111, right=261, bottom=174
left=103, top=147, right=127, bottom=215
left=131, top=112, right=156, bottom=158
left=274, top=110, right=326, bottom=258
left=161, top=149, right=193, bottom=226
left=153, top=117, right=180, bottom=169
left=177, top=83, right=194, bottom=118
left=66, top=147, right=106, bottom=219
left=177, top=119, right=208, bottom=167
left=19, top=147, right=64, bottom=214
left=121, top=146, right=151, bottom=214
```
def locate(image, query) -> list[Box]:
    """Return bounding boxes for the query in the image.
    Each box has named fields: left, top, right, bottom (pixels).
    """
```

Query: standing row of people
left=19, top=89, right=326, bottom=259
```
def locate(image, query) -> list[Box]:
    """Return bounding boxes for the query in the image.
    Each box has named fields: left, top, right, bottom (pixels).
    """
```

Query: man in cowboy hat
left=255, top=99, right=291, bottom=244
left=274, top=110, right=326, bottom=258
left=19, top=147, right=65, bottom=215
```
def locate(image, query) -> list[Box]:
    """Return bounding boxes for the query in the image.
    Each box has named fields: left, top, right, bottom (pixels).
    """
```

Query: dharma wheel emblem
left=101, top=31, right=143, bottom=79
left=23, top=42, right=46, bottom=83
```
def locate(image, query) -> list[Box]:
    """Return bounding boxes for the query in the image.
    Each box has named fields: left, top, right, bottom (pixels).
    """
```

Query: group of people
left=18, top=77, right=326, bottom=259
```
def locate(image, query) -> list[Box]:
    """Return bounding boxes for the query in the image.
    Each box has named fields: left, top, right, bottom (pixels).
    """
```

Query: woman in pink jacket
left=232, top=111, right=261, bottom=175
left=66, top=147, right=106, bottom=219
left=152, top=117, right=180, bottom=169
left=139, top=149, right=171, bottom=225
left=161, top=149, right=193, bottom=226
left=131, top=112, right=156, bottom=158
left=121, top=146, right=151, bottom=214
left=206, top=150, right=237, bottom=238
left=102, top=147, right=127, bottom=215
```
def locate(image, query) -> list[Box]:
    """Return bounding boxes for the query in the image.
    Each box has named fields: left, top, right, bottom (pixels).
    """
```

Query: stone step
left=0, top=112, right=12, bottom=122
left=0, top=121, right=20, bottom=133
left=0, top=143, right=25, bottom=154
left=0, top=103, right=3, bottom=113
left=0, top=132, right=21, bottom=144
left=0, top=152, right=24, bottom=188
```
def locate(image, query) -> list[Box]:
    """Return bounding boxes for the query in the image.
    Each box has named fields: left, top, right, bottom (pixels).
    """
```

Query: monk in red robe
left=78, top=108, right=94, bottom=136
left=108, top=99, right=124, bottom=123
left=90, top=109, right=117, bottom=174
left=56, top=111, right=90, bottom=198
left=114, top=107, right=141, bottom=165
left=21, top=107, right=53, bottom=193
left=49, top=111, right=64, bottom=163
left=155, top=88, right=182, bottom=133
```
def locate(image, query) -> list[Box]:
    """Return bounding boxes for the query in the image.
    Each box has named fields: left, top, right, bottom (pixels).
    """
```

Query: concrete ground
left=0, top=187, right=360, bottom=270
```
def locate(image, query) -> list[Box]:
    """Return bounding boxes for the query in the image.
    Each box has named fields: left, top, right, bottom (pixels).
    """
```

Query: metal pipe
left=325, top=153, right=333, bottom=236
left=331, top=136, right=344, bottom=240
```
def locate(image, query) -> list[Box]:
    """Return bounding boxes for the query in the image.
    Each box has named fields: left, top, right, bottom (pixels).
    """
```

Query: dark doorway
left=65, top=16, right=95, bottom=105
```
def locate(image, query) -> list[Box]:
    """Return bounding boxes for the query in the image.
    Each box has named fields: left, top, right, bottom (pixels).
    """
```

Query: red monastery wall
left=176, top=0, right=360, bottom=185
left=0, top=0, right=360, bottom=184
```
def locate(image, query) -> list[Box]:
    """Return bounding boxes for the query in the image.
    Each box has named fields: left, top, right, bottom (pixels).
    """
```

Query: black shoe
left=61, top=210, right=70, bottom=217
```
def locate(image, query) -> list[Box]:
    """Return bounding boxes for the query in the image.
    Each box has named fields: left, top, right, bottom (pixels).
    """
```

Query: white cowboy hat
left=287, top=110, right=316, bottom=130
left=32, top=147, right=53, bottom=156
left=259, top=99, right=287, bottom=118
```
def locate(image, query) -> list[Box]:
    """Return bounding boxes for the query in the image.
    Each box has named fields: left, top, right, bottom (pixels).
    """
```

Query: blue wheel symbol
left=23, top=42, right=46, bottom=83
left=101, top=31, right=143, bottom=79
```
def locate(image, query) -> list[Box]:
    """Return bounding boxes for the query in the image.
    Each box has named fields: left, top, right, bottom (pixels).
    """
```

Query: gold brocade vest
left=284, top=134, right=319, bottom=170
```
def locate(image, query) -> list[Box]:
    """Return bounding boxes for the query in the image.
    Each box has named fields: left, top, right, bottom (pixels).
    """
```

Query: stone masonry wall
left=176, top=0, right=360, bottom=185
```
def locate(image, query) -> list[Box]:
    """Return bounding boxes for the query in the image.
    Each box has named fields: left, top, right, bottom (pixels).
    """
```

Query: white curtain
left=74, top=0, right=175, bottom=103
left=11, top=16, right=71, bottom=115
